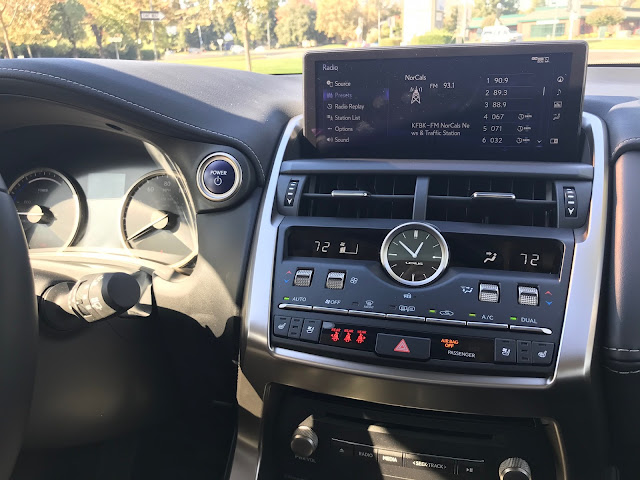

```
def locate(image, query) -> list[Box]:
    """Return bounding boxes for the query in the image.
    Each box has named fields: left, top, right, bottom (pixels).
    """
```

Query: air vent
left=426, top=176, right=557, bottom=227
left=299, top=174, right=416, bottom=219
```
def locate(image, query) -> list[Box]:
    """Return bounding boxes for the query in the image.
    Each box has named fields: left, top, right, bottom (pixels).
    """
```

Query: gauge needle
left=398, top=240, right=418, bottom=259
left=413, top=242, right=424, bottom=257
left=17, top=205, right=52, bottom=224
left=127, top=211, right=170, bottom=242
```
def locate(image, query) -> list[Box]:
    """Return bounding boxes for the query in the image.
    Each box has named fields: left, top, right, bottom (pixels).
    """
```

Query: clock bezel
left=380, top=222, right=450, bottom=287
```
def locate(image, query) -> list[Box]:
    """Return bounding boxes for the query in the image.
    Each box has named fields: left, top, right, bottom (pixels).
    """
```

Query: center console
left=234, top=42, right=609, bottom=480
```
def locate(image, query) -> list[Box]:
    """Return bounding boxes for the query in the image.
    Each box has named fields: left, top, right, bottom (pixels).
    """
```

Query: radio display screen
left=304, top=43, right=587, bottom=161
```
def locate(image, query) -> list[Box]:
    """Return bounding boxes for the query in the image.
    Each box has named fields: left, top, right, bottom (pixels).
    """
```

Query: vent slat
left=426, top=176, right=557, bottom=227
left=299, top=175, right=416, bottom=219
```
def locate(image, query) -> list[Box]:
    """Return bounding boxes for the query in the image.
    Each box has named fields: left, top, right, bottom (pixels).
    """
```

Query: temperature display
left=287, top=227, right=385, bottom=260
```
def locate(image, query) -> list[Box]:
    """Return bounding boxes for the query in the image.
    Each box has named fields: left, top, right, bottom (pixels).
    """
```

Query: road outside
left=162, top=40, right=640, bottom=74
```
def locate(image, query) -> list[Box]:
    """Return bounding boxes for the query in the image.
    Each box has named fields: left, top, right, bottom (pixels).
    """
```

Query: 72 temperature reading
left=520, top=253, right=540, bottom=267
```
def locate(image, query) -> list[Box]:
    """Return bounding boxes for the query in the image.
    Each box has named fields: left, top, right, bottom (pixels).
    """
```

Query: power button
left=197, top=153, right=242, bottom=201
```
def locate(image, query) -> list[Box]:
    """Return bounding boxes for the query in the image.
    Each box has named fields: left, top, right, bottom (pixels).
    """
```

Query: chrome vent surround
left=426, top=175, right=557, bottom=227
left=298, top=174, right=417, bottom=219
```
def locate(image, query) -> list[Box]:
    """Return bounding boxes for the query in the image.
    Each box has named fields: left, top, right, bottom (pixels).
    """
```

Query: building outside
left=403, top=0, right=447, bottom=44
left=468, top=5, right=640, bottom=40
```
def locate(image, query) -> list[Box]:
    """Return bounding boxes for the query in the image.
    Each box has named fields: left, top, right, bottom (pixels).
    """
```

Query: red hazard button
left=375, top=334, right=430, bottom=361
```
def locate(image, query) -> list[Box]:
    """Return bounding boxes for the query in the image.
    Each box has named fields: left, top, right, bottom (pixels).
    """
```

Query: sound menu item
left=304, top=42, right=587, bottom=161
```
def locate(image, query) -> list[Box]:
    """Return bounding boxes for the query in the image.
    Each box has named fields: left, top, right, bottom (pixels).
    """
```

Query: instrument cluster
left=8, top=167, right=197, bottom=269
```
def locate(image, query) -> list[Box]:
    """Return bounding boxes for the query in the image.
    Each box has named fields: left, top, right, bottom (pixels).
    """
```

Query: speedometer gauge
left=9, top=168, right=83, bottom=250
left=121, top=171, right=196, bottom=267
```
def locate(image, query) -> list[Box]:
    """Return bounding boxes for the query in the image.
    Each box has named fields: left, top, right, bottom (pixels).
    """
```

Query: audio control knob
left=499, top=457, right=532, bottom=480
left=290, top=426, right=318, bottom=457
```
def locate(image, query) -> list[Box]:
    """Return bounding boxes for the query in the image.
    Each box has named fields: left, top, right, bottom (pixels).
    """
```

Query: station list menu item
left=305, top=45, right=586, bottom=161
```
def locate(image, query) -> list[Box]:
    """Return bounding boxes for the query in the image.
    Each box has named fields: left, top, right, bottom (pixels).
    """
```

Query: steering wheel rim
left=0, top=175, right=38, bottom=479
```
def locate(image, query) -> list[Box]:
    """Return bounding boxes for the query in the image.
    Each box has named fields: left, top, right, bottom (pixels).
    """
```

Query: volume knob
left=290, top=426, right=318, bottom=457
left=499, top=457, right=532, bottom=480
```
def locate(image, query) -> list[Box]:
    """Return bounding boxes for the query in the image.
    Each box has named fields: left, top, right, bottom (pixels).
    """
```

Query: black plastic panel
left=260, top=386, right=557, bottom=480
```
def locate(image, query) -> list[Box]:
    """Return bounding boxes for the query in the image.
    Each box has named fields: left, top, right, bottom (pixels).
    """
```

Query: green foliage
left=315, top=0, right=360, bottom=42
left=275, top=0, right=317, bottom=47
left=586, top=7, right=625, bottom=28
left=411, top=29, right=453, bottom=45
left=48, top=0, right=87, bottom=56
left=473, top=0, right=519, bottom=17
left=443, top=6, right=459, bottom=33
left=379, top=37, right=401, bottom=46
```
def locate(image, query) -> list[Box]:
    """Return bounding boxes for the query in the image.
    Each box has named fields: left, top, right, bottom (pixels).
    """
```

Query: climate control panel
left=271, top=218, right=573, bottom=376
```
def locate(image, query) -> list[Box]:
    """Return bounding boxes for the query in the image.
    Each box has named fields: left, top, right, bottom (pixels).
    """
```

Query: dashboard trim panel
left=233, top=111, right=608, bottom=479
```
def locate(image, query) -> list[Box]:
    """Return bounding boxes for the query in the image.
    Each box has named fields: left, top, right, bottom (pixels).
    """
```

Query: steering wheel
left=0, top=176, right=38, bottom=479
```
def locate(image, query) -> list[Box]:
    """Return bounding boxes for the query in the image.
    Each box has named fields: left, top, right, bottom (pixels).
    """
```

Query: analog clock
left=380, top=223, right=449, bottom=286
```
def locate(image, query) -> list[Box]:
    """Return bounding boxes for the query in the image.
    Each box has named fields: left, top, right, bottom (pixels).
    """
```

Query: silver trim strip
left=278, top=303, right=312, bottom=311
left=331, top=190, right=370, bottom=197
left=348, top=310, right=387, bottom=319
left=385, top=313, right=426, bottom=322
left=312, top=306, right=349, bottom=315
left=510, top=325, right=553, bottom=335
left=466, top=321, right=509, bottom=330
left=471, top=192, right=517, bottom=200
left=426, top=317, right=467, bottom=326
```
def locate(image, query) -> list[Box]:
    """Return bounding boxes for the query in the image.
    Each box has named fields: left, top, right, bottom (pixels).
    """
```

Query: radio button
left=479, top=283, right=500, bottom=303
left=495, top=338, right=517, bottom=363
left=386, top=313, right=426, bottom=322
left=378, top=450, right=403, bottom=466
left=354, top=444, right=377, bottom=462
left=375, top=334, right=431, bottom=360
left=518, top=286, right=539, bottom=306
left=532, top=342, right=554, bottom=365
left=404, top=453, right=455, bottom=474
left=273, top=316, right=291, bottom=338
left=326, top=271, right=346, bottom=290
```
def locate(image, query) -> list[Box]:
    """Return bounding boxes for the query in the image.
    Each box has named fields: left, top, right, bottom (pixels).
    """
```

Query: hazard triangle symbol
left=393, top=339, right=410, bottom=353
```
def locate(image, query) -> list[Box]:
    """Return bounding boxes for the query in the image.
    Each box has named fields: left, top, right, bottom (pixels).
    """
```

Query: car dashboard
left=0, top=47, right=639, bottom=480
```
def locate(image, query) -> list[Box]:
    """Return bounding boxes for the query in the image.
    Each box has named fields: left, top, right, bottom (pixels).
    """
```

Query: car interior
left=0, top=41, right=640, bottom=480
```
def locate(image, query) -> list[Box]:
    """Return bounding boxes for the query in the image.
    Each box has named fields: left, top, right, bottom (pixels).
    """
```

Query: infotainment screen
left=303, top=42, right=587, bottom=161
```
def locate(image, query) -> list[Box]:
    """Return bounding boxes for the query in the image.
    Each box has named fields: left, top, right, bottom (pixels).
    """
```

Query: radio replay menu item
left=304, top=43, right=587, bottom=161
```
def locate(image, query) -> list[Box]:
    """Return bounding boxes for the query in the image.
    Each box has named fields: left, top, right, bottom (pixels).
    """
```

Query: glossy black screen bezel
left=303, top=42, right=588, bottom=161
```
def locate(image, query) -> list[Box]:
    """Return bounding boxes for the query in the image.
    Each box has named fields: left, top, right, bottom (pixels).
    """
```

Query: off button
left=197, top=153, right=242, bottom=201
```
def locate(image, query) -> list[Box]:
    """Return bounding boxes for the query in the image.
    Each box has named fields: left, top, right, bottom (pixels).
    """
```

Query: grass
left=585, top=38, right=640, bottom=50
left=164, top=53, right=303, bottom=74
left=163, top=38, right=640, bottom=74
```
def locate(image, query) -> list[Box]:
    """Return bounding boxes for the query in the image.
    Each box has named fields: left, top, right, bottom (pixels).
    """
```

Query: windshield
left=1, top=0, right=638, bottom=73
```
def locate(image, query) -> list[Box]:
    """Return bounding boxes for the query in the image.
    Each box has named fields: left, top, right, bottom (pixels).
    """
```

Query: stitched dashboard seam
left=0, top=66, right=266, bottom=180
left=613, top=136, right=640, bottom=159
